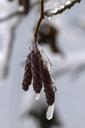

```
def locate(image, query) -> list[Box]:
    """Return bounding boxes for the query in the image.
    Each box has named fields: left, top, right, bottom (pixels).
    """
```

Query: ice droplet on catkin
left=46, top=104, right=54, bottom=120
left=35, top=93, right=40, bottom=101
left=48, top=16, right=51, bottom=20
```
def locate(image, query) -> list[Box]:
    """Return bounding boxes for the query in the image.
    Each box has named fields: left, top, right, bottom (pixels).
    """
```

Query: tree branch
left=44, top=0, right=81, bottom=17
left=34, top=0, right=81, bottom=43
left=34, top=0, right=44, bottom=43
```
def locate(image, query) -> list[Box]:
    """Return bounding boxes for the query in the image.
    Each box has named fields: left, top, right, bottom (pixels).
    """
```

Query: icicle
left=46, top=103, right=54, bottom=120
left=65, top=0, right=71, bottom=6
left=34, top=93, right=40, bottom=101
left=48, top=16, right=51, bottom=20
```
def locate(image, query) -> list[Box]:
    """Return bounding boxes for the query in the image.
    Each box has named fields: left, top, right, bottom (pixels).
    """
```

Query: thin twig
left=44, top=0, right=81, bottom=17
left=34, top=0, right=44, bottom=43
left=34, top=0, right=81, bottom=42
left=0, top=12, right=22, bottom=22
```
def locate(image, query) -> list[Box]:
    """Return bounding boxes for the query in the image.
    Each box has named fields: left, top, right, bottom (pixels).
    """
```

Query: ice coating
left=37, top=43, right=52, bottom=71
left=46, top=103, right=54, bottom=120
left=48, top=16, right=51, bottom=20
left=34, top=93, right=40, bottom=101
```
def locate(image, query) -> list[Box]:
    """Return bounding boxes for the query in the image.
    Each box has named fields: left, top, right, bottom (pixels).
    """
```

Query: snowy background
left=0, top=0, right=85, bottom=128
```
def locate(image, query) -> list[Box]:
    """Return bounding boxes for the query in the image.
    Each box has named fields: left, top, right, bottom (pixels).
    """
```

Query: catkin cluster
left=22, top=43, right=55, bottom=105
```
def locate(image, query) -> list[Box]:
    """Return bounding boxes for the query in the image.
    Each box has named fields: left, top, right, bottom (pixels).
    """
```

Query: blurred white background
left=0, top=0, right=85, bottom=128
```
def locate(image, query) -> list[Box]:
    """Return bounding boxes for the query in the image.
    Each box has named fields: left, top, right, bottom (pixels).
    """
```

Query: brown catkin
left=31, top=44, right=42, bottom=94
left=42, top=63, right=55, bottom=105
left=22, top=53, right=32, bottom=91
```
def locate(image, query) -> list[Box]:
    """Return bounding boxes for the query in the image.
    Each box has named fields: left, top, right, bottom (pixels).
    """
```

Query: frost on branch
left=22, top=43, right=56, bottom=119
left=44, top=0, right=81, bottom=17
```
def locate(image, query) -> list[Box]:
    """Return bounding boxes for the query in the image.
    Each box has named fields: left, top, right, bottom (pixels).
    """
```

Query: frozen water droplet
left=35, top=93, right=40, bottom=101
left=19, top=6, right=24, bottom=12
left=46, top=104, right=54, bottom=120
left=48, top=17, right=51, bottom=20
